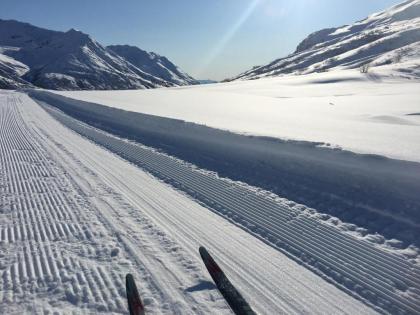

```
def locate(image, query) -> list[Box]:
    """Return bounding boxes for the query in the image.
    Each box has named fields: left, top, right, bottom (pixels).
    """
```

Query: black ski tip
left=126, top=273, right=145, bottom=315
left=198, top=246, right=257, bottom=315
left=199, top=246, right=214, bottom=265
left=199, top=246, right=207, bottom=258
left=126, top=273, right=134, bottom=284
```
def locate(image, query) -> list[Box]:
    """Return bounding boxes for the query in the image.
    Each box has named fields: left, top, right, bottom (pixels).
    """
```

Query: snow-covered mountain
left=0, top=47, right=31, bottom=89
left=108, top=45, right=197, bottom=86
left=230, top=0, right=420, bottom=80
left=0, top=19, right=196, bottom=90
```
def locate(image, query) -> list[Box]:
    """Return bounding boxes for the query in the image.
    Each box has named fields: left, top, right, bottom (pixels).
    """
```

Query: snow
left=0, top=50, right=29, bottom=76
left=55, top=69, right=420, bottom=163
left=1, top=1, right=419, bottom=313
left=27, top=70, right=420, bottom=313
left=0, top=90, right=380, bottom=314
left=0, top=47, right=31, bottom=88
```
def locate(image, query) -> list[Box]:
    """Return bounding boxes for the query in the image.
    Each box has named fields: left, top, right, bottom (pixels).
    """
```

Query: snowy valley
left=1, top=1, right=420, bottom=315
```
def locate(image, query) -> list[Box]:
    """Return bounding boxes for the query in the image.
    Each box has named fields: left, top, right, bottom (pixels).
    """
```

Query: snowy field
left=56, top=69, right=420, bottom=162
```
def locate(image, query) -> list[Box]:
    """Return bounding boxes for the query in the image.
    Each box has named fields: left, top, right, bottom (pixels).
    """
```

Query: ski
left=126, top=273, right=145, bottom=315
left=199, top=246, right=257, bottom=315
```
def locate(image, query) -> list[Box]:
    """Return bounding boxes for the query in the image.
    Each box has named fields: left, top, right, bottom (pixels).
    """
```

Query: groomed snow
left=31, top=68, right=420, bottom=313
left=56, top=69, right=420, bottom=162
left=0, top=90, right=380, bottom=314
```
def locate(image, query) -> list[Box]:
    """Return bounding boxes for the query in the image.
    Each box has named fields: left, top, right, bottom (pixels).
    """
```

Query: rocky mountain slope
left=0, top=19, right=196, bottom=90
left=0, top=47, right=31, bottom=89
left=108, top=45, right=196, bottom=86
left=230, top=0, right=420, bottom=80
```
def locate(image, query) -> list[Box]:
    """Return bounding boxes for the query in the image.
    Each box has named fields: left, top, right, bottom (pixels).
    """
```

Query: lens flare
left=196, top=0, right=261, bottom=76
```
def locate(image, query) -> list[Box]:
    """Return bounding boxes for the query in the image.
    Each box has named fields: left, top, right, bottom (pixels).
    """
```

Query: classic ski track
left=0, top=93, right=129, bottom=314
left=23, top=94, right=338, bottom=315
left=27, top=92, right=380, bottom=315
left=30, top=125, right=225, bottom=315
left=0, top=91, right=380, bottom=314
left=31, top=137, right=299, bottom=315
left=0, top=92, right=226, bottom=314
left=34, top=94, right=420, bottom=315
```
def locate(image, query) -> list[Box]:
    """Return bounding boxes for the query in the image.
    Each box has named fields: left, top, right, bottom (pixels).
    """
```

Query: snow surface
left=56, top=69, right=420, bottom=163
left=29, top=70, right=420, bottom=313
left=0, top=90, right=381, bottom=314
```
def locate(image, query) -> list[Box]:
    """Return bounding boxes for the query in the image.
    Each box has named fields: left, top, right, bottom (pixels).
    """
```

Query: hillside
left=0, top=47, right=31, bottom=89
left=108, top=45, right=197, bottom=86
left=230, top=0, right=420, bottom=80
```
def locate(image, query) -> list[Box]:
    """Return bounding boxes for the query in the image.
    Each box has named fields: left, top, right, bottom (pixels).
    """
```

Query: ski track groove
left=0, top=93, right=132, bottom=314
left=1, top=92, right=232, bottom=314
left=24, top=131, right=229, bottom=315
left=96, top=166, right=310, bottom=313
left=36, top=96, right=420, bottom=315
left=36, top=131, right=303, bottom=315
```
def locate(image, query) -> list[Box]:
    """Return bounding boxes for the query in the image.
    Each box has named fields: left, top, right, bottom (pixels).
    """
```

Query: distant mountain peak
left=65, top=28, right=90, bottom=39
left=67, top=28, right=82, bottom=33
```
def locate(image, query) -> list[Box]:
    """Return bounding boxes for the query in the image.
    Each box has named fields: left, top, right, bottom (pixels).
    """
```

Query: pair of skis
left=126, top=246, right=256, bottom=315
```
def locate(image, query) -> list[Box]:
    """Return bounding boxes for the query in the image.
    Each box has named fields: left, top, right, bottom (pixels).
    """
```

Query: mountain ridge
left=229, top=0, right=420, bottom=81
left=0, top=19, right=197, bottom=90
left=108, top=44, right=197, bottom=86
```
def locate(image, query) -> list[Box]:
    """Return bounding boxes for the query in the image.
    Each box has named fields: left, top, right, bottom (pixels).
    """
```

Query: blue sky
left=1, top=0, right=401, bottom=80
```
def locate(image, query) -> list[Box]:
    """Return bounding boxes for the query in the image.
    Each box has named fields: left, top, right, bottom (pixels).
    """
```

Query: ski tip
left=126, top=273, right=145, bottom=315
left=198, top=247, right=257, bottom=315
left=199, top=246, right=223, bottom=275
left=199, top=246, right=212, bottom=262
left=126, top=273, right=134, bottom=283
left=199, top=246, right=207, bottom=257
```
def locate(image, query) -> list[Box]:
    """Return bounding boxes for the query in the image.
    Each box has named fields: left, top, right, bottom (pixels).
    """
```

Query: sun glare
left=196, top=0, right=262, bottom=76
